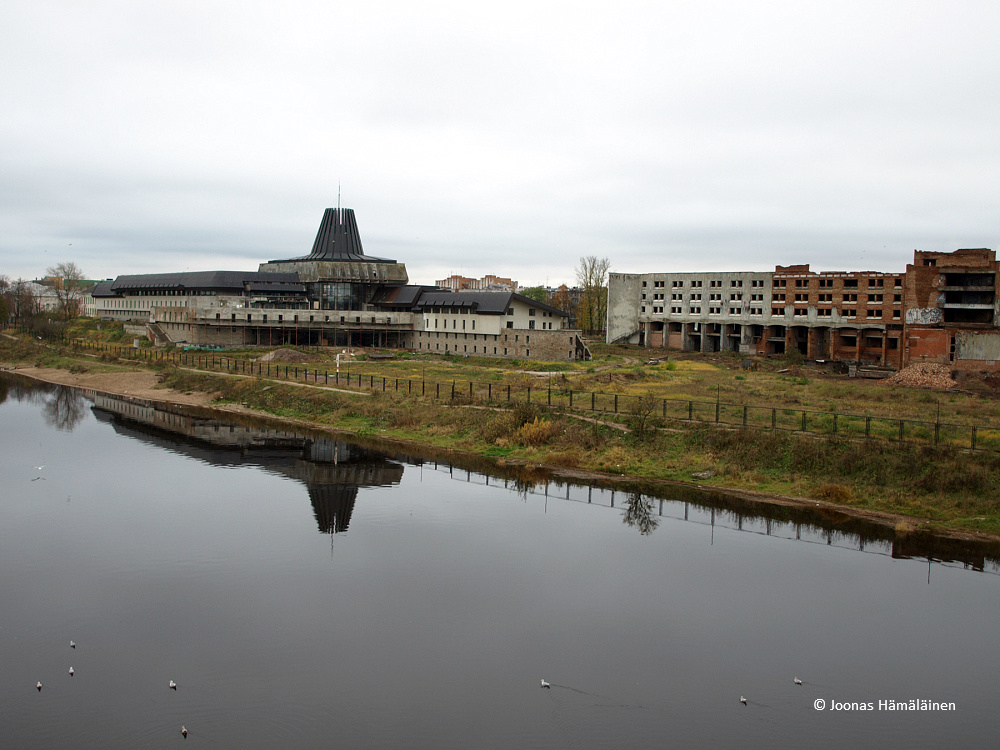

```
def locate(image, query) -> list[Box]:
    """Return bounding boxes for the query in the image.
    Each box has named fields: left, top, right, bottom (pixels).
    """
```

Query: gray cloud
left=2, top=0, right=998, bottom=287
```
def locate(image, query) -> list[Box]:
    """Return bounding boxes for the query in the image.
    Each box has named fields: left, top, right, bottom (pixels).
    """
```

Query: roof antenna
left=337, top=182, right=341, bottom=217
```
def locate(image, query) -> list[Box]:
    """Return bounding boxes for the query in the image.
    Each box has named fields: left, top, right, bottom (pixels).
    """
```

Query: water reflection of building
left=91, top=393, right=404, bottom=534
left=85, top=390, right=999, bottom=574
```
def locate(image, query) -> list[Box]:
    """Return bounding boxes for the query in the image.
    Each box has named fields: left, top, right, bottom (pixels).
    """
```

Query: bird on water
left=68, top=667, right=74, bottom=676
left=169, top=680, right=177, bottom=690
left=36, top=681, right=43, bottom=691
left=181, top=726, right=188, bottom=738
left=540, top=679, right=550, bottom=689
left=70, top=640, right=76, bottom=649
left=740, top=696, right=747, bottom=704
left=794, top=677, right=802, bottom=685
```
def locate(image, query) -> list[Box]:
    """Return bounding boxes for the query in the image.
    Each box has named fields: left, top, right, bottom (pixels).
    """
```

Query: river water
left=1, top=373, right=998, bottom=748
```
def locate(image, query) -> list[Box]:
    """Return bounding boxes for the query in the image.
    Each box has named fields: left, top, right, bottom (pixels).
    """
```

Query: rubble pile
left=881, top=363, right=957, bottom=389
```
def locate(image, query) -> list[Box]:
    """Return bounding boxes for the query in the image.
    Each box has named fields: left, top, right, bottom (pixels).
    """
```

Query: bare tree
left=622, top=492, right=659, bottom=535
left=45, top=262, right=87, bottom=320
left=626, top=393, right=660, bottom=441
left=575, top=256, right=611, bottom=334
left=5, top=278, right=38, bottom=321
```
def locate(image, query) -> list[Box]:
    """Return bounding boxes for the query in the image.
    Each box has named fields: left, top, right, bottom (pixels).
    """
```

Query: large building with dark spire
left=92, top=208, right=591, bottom=360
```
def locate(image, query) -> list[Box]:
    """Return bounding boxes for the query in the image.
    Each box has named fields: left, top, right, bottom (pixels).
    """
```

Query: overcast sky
left=2, top=1, right=999, bottom=288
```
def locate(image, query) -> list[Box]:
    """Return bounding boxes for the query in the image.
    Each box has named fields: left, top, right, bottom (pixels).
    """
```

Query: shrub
left=516, top=417, right=556, bottom=446
left=481, top=411, right=521, bottom=444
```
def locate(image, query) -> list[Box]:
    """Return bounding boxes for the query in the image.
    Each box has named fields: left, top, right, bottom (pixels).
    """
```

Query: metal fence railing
left=16, top=331, right=1000, bottom=454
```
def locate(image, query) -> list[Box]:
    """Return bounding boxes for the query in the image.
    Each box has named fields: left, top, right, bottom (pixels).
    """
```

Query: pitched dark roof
left=89, top=280, right=116, bottom=298
left=370, top=285, right=437, bottom=308
left=269, top=208, right=396, bottom=264
left=411, top=290, right=568, bottom=316
left=108, top=271, right=303, bottom=294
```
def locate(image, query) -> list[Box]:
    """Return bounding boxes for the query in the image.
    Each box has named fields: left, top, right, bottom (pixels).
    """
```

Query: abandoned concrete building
left=607, top=248, right=1000, bottom=370
left=92, top=207, right=590, bottom=361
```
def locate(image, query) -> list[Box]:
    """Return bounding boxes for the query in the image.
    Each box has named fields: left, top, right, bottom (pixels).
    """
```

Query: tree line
left=1, top=262, right=88, bottom=324
left=514, top=255, right=611, bottom=335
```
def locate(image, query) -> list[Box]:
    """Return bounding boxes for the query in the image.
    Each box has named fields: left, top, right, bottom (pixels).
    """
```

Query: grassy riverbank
left=4, top=329, right=1000, bottom=537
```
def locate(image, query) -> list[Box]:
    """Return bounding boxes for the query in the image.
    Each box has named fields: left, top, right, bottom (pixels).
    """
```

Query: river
left=1, top=373, right=998, bottom=748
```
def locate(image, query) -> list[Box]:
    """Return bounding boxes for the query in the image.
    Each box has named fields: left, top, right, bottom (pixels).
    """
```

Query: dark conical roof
left=270, top=208, right=396, bottom=263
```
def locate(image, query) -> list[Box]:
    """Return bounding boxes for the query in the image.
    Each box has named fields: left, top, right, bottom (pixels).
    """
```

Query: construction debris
left=881, top=363, right=957, bottom=390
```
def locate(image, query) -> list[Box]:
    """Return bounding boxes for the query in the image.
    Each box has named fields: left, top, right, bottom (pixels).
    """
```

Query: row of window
left=646, top=279, right=766, bottom=288
left=775, top=277, right=902, bottom=289
left=645, top=306, right=902, bottom=320
left=772, top=293, right=901, bottom=303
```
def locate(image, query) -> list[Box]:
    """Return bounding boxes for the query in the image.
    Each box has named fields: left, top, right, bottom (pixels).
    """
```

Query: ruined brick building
left=607, top=248, right=999, bottom=371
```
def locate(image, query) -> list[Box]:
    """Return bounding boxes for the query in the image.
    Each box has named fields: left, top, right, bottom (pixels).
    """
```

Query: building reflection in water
left=91, top=393, right=403, bottom=535
left=81, top=389, right=1000, bottom=576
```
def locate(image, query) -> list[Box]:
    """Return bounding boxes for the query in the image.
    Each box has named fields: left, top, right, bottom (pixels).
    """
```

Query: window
left=818, top=279, right=832, bottom=288
left=794, top=308, right=807, bottom=316
left=842, top=308, right=856, bottom=318
left=772, top=307, right=784, bottom=316
left=842, top=294, right=857, bottom=303
left=772, top=293, right=786, bottom=302
left=731, top=280, right=743, bottom=287
left=817, top=308, right=832, bottom=317
left=774, top=279, right=787, bottom=287
left=528, top=308, right=536, bottom=316
left=691, top=280, right=703, bottom=287
left=529, top=320, right=535, bottom=329
left=730, top=293, right=742, bottom=301
left=794, top=293, right=807, bottom=302
left=843, top=279, right=859, bottom=288
left=710, top=280, right=722, bottom=287
left=691, top=293, right=702, bottom=301
left=689, top=306, right=701, bottom=314
left=795, top=279, right=809, bottom=288
left=868, top=309, right=882, bottom=319
left=818, top=293, right=833, bottom=302
left=709, top=306, right=721, bottom=314
left=868, top=278, right=884, bottom=287
left=868, top=294, right=883, bottom=303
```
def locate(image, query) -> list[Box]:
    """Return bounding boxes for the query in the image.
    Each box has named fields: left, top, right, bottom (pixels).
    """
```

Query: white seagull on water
left=181, top=726, right=188, bottom=738
left=70, top=640, right=76, bottom=649
left=68, top=667, right=74, bottom=676
left=740, top=696, right=747, bottom=704
left=540, top=679, right=550, bottom=689
left=169, top=680, right=177, bottom=690
left=794, top=677, right=802, bottom=685
left=36, top=681, right=43, bottom=691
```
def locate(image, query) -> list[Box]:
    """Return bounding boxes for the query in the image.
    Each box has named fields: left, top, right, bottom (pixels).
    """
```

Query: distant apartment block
left=436, top=274, right=518, bottom=292
left=607, top=249, right=999, bottom=371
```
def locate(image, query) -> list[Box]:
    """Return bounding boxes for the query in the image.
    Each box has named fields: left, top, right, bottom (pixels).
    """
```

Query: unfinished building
left=607, top=249, right=999, bottom=370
